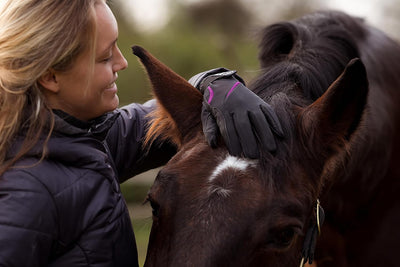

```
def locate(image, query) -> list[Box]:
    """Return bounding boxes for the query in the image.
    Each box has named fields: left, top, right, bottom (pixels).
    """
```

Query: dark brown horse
left=132, top=10, right=400, bottom=267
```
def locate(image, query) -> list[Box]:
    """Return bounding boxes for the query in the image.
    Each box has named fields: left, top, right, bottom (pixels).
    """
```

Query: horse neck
left=344, top=24, right=400, bottom=188
left=323, top=73, right=400, bottom=220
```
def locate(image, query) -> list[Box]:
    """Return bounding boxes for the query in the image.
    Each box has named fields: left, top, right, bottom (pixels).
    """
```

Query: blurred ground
left=128, top=203, right=152, bottom=267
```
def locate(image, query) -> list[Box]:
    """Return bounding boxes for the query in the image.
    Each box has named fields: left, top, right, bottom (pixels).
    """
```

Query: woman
left=0, top=0, right=282, bottom=266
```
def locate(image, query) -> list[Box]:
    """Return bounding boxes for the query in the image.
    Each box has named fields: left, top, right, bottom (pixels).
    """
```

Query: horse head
left=132, top=27, right=368, bottom=266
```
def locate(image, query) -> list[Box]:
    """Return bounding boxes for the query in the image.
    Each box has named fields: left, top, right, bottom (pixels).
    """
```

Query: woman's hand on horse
left=189, top=68, right=284, bottom=158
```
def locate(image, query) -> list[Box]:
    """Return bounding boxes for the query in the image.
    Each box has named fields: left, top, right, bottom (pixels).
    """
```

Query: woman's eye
left=97, top=53, right=112, bottom=63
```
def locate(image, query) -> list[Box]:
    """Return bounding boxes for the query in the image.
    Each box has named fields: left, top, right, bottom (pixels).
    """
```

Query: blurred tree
left=177, top=0, right=255, bottom=69
left=183, top=0, right=252, bottom=36
left=273, top=0, right=320, bottom=21
left=381, top=0, right=400, bottom=40
left=110, top=0, right=262, bottom=106
left=237, top=0, right=321, bottom=25
left=108, top=0, right=335, bottom=106
left=153, top=0, right=261, bottom=82
left=110, top=0, right=399, bottom=107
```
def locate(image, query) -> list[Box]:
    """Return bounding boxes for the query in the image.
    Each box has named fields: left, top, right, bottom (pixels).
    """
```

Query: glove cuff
left=188, top=68, right=245, bottom=93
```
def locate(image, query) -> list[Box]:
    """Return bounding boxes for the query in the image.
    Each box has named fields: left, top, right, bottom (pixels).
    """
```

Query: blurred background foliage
left=110, top=0, right=325, bottom=105
left=110, top=0, right=399, bottom=265
left=111, top=0, right=399, bottom=106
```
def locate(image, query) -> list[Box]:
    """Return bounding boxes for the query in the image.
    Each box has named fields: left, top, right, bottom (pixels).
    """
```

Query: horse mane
left=251, top=11, right=364, bottom=102
left=144, top=104, right=181, bottom=148
left=247, top=11, right=372, bottom=190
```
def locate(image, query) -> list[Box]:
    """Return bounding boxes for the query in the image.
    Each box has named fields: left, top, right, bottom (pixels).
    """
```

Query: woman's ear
left=38, top=69, right=59, bottom=93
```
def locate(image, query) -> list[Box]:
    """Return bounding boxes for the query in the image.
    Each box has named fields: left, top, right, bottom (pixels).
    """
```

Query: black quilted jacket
left=0, top=100, right=175, bottom=267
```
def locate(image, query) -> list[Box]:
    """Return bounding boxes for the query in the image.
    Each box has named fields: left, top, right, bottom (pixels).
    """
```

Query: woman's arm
left=106, top=100, right=176, bottom=183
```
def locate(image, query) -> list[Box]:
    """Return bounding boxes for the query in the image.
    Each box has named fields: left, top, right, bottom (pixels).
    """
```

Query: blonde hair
left=0, top=0, right=103, bottom=174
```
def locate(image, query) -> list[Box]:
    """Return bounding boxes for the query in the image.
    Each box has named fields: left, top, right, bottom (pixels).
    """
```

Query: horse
left=132, top=10, right=400, bottom=267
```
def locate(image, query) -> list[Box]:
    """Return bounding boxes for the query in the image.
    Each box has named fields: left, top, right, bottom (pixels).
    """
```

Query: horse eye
left=278, top=228, right=295, bottom=246
left=151, top=201, right=160, bottom=218
left=269, top=228, right=296, bottom=248
left=145, top=195, right=160, bottom=218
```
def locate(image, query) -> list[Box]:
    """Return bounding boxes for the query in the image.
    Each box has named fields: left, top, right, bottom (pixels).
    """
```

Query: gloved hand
left=189, top=68, right=284, bottom=158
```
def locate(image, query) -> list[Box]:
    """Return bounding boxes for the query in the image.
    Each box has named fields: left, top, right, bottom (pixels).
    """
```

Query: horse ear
left=132, top=46, right=203, bottom=146
left=259, top=22, right=297, bottom=67
left=301, top=58, right=368, bottom=155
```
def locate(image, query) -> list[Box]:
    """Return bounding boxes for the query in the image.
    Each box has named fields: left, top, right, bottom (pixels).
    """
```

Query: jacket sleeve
left=0, top=170, right=57, bottom=267
left=106, top=99, right=177, bottom=182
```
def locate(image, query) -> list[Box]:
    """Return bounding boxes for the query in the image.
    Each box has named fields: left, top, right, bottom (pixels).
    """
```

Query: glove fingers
left=260, top=104, right=284, bottom=137
left=219, top=112, right=242, bottom=157
left=233, top=112, right=259, bottom=159
left=203, top=103, right=242, bottom=156
left=201, top=105, right=219, bottom=148
left=248, top=111, right=277, bottom=153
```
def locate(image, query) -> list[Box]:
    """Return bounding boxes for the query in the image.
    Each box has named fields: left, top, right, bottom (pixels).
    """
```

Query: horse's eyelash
left=143, top=196, right=151, bottom=206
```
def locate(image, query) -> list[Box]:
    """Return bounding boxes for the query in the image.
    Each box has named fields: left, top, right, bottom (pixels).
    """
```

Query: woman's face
left=44, top=1, right=128, bottom=121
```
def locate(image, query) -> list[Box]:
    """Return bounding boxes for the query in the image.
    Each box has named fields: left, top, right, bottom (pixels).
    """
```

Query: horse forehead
left=209, top=155, right=257, bottom=182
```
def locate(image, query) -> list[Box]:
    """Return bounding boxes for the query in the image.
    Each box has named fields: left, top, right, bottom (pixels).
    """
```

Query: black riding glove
left=189, top=68, right=283, bottom=158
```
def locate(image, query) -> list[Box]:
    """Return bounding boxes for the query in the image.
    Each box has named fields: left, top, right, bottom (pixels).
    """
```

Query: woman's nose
left=114, top=46, right=128, bottom=72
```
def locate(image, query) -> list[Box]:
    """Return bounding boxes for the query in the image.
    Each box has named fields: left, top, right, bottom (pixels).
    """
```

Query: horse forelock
left=254, top=10, right=362, bottom=102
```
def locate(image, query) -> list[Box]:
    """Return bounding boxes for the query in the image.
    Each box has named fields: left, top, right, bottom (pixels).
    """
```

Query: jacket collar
left=6, top=110, right=120, bottom=161
left=52, top=109, right=120, bottom=140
